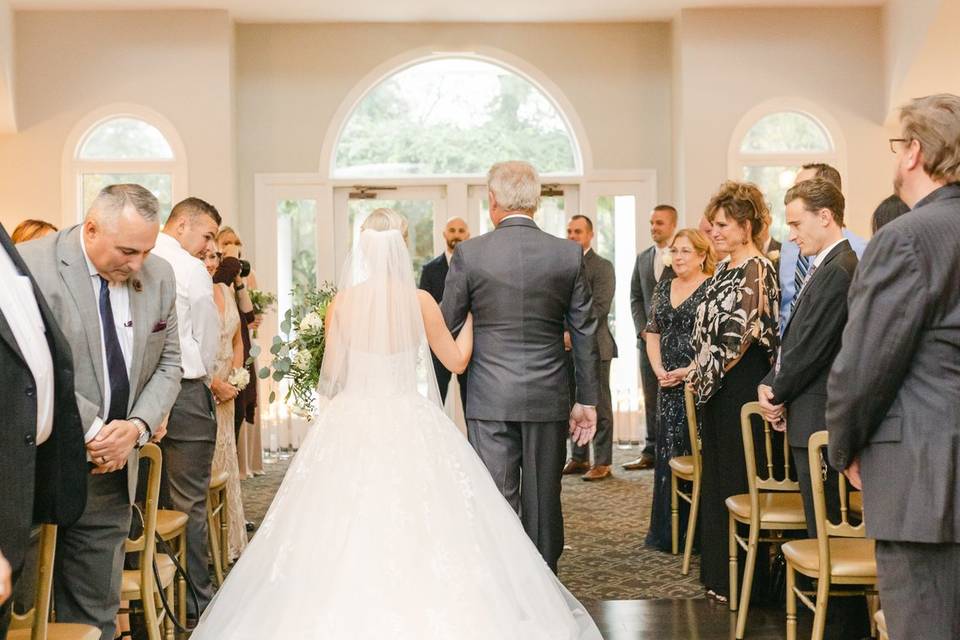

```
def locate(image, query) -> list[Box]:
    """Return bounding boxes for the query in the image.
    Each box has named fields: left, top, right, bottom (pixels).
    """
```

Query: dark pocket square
left=151, top=321, right=167, bottom=333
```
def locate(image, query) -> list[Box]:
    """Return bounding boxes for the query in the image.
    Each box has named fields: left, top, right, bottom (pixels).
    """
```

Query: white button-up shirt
left=80, top=232, right=133, bottom=443
left=0, top=242, right=54, bottom=444
left=151, top=232, right=219, bottom=382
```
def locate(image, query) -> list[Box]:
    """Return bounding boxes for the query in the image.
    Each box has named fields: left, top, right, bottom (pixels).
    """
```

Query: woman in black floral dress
left=688, top=181, right=780, bottom=602
left=644, top=229, right=714, bottom=551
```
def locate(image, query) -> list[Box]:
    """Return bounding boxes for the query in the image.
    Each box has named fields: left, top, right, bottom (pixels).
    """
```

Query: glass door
left=333, top=185, right=447, bottom=281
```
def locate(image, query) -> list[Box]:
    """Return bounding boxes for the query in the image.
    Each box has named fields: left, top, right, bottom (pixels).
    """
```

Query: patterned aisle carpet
left=240, top=445, right=704, bottom=602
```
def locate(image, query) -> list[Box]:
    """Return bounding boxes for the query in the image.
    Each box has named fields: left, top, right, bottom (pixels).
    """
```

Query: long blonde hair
left=672, top=228, right=717, bottom=275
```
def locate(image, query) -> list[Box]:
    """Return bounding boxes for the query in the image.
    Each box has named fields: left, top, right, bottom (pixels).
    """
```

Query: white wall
left=0, top=0, right=16, bottom=135
left=234, top=22, right=673, bottom=255
left=675, top=7, right=889, bottom=237
left=0, top=10, right=234, bottom=230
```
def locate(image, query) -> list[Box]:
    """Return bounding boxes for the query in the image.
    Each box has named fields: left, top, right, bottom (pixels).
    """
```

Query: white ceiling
left=10, top=0, right=885, bottom=23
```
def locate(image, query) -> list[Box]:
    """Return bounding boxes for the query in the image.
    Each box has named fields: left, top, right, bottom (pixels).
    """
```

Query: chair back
left=126, top=444, right=163, bottom=602
left=740, top=401, right=799, bottom=494
left=807, top=431, right=865, bottom=541
left=7, top=524, right=57, bottom=640
left=684, top=386, right=702, bottom=479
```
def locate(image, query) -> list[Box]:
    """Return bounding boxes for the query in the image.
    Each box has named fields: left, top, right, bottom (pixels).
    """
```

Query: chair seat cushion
left=156, top=509, right=189, bottom=539
left=782, top=538, right=878, bottom=579
left=8, top=623, right=100, bottom=640
left=121, top=553, right=178, bottom=596
left=668, top=455, right=695, bottom=478
left=725, top=492, right=806, bottom=525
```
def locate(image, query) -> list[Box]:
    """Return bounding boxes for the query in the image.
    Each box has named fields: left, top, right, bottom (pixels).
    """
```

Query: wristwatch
left=130, top=417, right=151, bottom=448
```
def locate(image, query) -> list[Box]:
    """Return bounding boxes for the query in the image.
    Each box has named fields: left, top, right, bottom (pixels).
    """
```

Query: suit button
left=25, top=385, right=35, bottom=397
left=24, top=433, right=36, bottom=446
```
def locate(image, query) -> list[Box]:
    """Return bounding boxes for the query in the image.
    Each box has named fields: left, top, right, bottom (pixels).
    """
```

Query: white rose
left=300, top=312, right=323, bottom=334
left=293, top=349, right=313, bottom=371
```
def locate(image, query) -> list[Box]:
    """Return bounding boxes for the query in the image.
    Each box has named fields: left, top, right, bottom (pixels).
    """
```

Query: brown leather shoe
left=621, top=455, right=655, bottom=471
left=582, top=465, right=612, bottom=481
left=562, top=459, right=591, bottom=475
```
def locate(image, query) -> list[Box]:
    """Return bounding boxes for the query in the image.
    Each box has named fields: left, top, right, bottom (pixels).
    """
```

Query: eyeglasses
left=889, top=138, right=909, bottom=154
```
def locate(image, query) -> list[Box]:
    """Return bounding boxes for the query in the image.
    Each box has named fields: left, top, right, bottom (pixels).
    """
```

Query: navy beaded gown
left=644, top=278, right=707, bottom=551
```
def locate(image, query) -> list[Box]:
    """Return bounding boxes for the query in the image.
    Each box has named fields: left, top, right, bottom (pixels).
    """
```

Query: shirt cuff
left=84, top=417, right=105, bottom=462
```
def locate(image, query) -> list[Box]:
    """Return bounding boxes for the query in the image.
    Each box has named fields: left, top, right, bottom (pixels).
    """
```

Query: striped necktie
left=790, top=254, right=811, bottom=314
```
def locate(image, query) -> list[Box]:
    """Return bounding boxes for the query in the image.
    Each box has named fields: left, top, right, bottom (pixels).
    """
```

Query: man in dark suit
left=563, top=215, right=617, bottom=481
left=419, top=216, right=470, bottom=409
left=18, top=185, right=183, bottom=639
left=624, top=205, right=676, bottom=470
left=828, top=94, right=960, bottom=640
left=758, top=178, right=857, bottom=534
left=442, top=161, right=599, bottom=573
left=0, top=223, right=88, bottom=637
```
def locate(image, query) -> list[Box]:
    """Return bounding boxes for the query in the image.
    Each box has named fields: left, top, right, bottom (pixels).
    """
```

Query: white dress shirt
left=812, top=237, right=848, bottom=269
left=80, top=232, right=133, bottom=444
left=151, top=232, right=219, bottom=381
left=653, top=244, right=670, bottom=281
left=0, top=242, right=54, bottom=444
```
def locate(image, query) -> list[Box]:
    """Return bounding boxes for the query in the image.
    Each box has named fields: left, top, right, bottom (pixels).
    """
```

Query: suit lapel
left=127, top=279, right=148, bottom=401
left=0, top=228, right=27, bottom=362
left=784, top=240, right=851, bottom=334
left=58, top=229, right=105, bottom=399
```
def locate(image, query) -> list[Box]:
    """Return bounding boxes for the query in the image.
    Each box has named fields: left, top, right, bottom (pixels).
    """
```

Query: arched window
left=66, top=107, right=187, bottom=222
left=333, top=57, right=581, bottom=178
left=731, top=104, right=842, bottom=241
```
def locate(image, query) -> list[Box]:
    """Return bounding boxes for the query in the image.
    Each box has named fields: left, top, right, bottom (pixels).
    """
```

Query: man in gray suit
left=19, top=185, right=182, bottom=639
left=827, top=94, right=960, bottom=640
left=624, top=205, right=676, bottom=470
left=563, top=214, right=617, bottom=481
left=442, top=161, right=599, bottom=573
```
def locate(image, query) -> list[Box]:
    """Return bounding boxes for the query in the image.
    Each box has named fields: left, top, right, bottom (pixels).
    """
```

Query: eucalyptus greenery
left=248, top=282, right=337, bottom=414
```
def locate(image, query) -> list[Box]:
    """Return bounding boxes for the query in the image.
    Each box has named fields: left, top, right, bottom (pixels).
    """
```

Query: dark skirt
left=698, top=344, right=773, bottom=598
left=645, top=383, right=693, bottom=552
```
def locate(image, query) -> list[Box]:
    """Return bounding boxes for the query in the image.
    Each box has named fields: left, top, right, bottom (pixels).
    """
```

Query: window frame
left=62, top=103, right=188, bottom=223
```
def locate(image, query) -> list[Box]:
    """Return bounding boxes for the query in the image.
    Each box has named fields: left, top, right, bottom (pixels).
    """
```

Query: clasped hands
left=87, top=420, right=139, bottom=475
left=569, top=403, right=597, bottom=447
left=654, top=365, right=689, bottom=388
left=757, top=384, right=787, bottom=432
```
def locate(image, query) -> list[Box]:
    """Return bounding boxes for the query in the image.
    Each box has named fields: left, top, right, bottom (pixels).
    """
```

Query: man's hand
left=563, top=331, right=572, bottom=352
left=87, top=420, right=138, bottom=474
left=844, top=457, right=863, bottom=490
left=757, top=384, right=784, bottom=421
left=0, top=548, right=11, bottom=605
left=569, top=403, right=597, bottom=447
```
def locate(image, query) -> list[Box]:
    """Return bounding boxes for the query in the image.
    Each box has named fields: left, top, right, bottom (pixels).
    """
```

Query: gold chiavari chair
left=669, top=386, right=702, bottom=575
left=154, top=508, right=188, bottom=636
left=782, top=431, right=878, bottom=640
left=727, top=402, right=807, bottom=639
left=6, top=525, right=99, bottom=640
left=207, top=469, right=230, bottom=586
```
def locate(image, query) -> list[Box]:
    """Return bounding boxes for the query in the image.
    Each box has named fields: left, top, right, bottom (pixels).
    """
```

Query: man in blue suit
left=778, top=163, right=866, bottom=333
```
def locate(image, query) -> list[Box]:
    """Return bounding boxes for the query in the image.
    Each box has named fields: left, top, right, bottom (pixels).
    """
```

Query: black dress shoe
left=245, top=521, right=256, bottom=532
left=621, top=454, right=655, bottom=470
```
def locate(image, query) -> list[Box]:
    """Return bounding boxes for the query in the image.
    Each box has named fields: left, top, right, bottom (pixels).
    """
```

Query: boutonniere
left=131, top=279, right=143, bottom=293
left=661, top=251, right=673, bottom=267
left=767, top=250, right=781, bottom=262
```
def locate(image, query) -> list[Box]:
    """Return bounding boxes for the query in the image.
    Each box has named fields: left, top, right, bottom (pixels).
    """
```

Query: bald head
left=443, top=217, right=470, bottom=252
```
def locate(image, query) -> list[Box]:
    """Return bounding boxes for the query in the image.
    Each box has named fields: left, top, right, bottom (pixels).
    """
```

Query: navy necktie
left=99, top=276, right=130, bottom=423
left=790, top=254, right=811, bottom=314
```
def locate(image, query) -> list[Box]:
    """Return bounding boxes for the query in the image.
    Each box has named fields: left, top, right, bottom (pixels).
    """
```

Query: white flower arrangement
left=299, top=311, right=324, bottom=336
left=227, top=367, right=250, bottom=391
left=293, top=349, right=312, bottom=372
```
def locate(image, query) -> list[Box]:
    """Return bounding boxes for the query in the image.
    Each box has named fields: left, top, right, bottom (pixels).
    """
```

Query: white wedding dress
left=190, top=229, right=601, bottom=639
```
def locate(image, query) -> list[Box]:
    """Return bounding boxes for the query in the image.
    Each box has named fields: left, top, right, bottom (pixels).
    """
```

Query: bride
left=189, top=208, right=601, bottom=639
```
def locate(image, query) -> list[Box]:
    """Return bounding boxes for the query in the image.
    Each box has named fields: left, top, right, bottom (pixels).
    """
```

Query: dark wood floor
left=586, top=599, right=811, bottom=640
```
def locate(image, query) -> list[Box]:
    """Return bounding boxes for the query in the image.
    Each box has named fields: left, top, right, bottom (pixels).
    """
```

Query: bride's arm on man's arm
left=418, top=290, right=472, bottom=374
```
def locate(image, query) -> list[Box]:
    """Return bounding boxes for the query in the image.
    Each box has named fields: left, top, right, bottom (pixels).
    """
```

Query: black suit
left=828, top=183, right=960, bottom=640
left=419, top=253, right=468, bottom=409
left=0, top=224, right=87, bottom=636
left=761, top=240, right=857, bottom=536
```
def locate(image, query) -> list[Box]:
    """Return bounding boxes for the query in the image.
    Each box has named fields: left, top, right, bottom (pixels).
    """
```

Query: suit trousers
left=639, top=343, right=659, bottom=458
left=159, top=380, right=217, bottom=615
left=875, top=541, right=960, bottom=640
left=467, top=419, right=567, bottom=573
left=573, top=359, right=613, bottom=466
left=53, top=469, right=130, bottom=640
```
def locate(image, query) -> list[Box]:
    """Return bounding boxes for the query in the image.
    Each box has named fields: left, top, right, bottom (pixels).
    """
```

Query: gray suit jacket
left=442, top=216, right=599, bottom=422
left=630, top=246, right=675, bottom=348
left=19, top=225, right=183, bottom=501
left=582, top=249, right=617, bottom=361
left=827, top=183, right=960, bottom=543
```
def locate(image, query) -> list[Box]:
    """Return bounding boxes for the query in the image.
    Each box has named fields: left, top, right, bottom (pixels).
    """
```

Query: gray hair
left=488, top=161, right=540, bottom=213
left=361, top=208, right=408, bottom=237
left=86, top=184, right=160, bottom=227
left=900, top=93, right=960, bottom=182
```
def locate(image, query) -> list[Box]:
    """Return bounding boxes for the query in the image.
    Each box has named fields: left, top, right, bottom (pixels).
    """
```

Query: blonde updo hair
left=704, top=181, right=770, bottom=249
left=361, top=208, right=409, bottom=240
left=672, top=228, right=717, bottom=275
